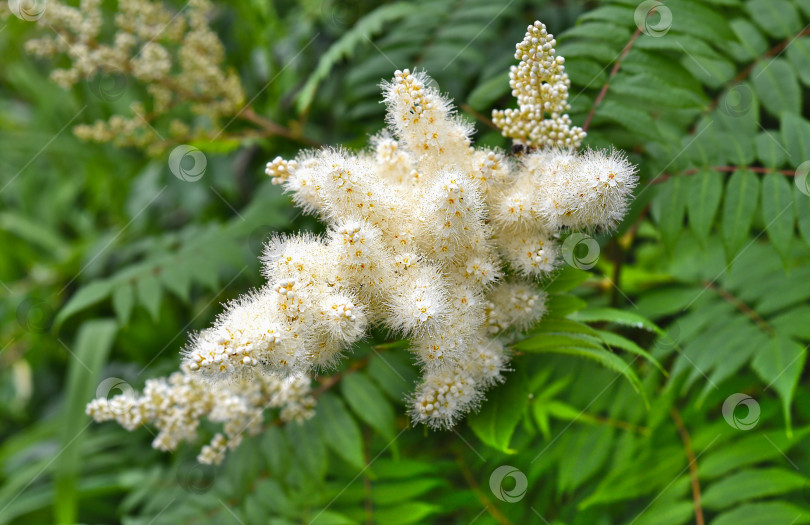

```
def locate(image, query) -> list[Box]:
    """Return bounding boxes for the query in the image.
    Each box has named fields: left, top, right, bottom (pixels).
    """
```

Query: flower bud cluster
left=86, top=367, right=314, bottom=464
left=492, top=21, right=586, bottom=149
left=23, top=0, right=244, bottom=153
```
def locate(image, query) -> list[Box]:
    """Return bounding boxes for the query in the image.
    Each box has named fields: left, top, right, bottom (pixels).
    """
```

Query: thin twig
left=582, top=28, right=642, bottom=132
left=455, top=449, right=515, bottom=525
left=701, top=280, right=774, bottom=335
left=671, top=408, right=704, bottom=525
left=239, top=106, right=323, bottom=147
left=460, top=103, right=499, bottom=131
left=706, top=25, right=810, bottom=113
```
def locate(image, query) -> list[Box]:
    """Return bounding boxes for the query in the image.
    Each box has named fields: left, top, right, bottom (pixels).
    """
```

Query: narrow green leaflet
left=542, top=266, right=591, bottom=293
left=751, top=59, right=801, bottom=118
left=515, top=333, right=602, bottom=352
left=781, top=112, right=810, bottom=166
left=745, top=0, right=801, bottom=38
left=528, top=346, right=644, bottom=395
left=786, top=37, right=810, bottom=87
left=596, top=329, right=665, bottom=373
left=656, top=176, right=688, bottom=249
left=712, top=502, right=810, bottom=525
left=316, top=393, right=365, bottom=469
left=701, top=468, right=806, bottom=510
left=341, top=373, right=397, bottom=440
left=468, top=367, right=528, bottom=453
left=687, top=170, right=723, bottom=244
left=296, top=3, right=415, bottom=112
left=722, top=169, right=760, bottom=258
left=760, top=173, right=795, bottom=260
left=752, top=336, right=806, bottom=433
left=467, top=72, right=510, bottom=111
left=53, top=281, right=114, bottom=329
left=796, top=186, right=810, bottom=247
left=111, top=283, right=134, bottom=326
left=54, top=319, right=118, bottom=524
left=570, top=307, right=663, bottom=334
left=136, top=274, right=162, bottom=321
left=372, top=502, right=441, bottom=525
left=755, top=131, right=788, bottom=168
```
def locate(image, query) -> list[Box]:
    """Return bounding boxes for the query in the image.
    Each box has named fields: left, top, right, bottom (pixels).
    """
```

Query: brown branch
left=312, top=356, right=370, bottom=396
left=582, top=28, right=642, bottom=132
left=707, top=25, right=810, bottom=113
left=701, top=280, right=774, bottom=335
left=239, top=106, right=323, bottom=147
left=455, top=450, right=515, bottom=525
left=671, top=408, right=704, bottom=525
left=461, top=103, right=499, bottom=131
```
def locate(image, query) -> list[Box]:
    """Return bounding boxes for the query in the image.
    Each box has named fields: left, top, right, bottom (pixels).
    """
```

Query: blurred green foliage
left=2, top=0, right=810, bottom=523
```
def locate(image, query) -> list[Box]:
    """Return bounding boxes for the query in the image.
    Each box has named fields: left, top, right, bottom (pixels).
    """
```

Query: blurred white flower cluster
left=86, top=367, right=314, bottom=464
left=23, top=0, right=244, bottom=152
left=86, top=21, right=637, bottom=458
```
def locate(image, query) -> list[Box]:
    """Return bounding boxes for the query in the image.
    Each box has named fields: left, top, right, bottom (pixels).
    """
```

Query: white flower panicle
left=86, top=368, right=314, bottom=465
left=87, top=20, right=638, bottom=447
left=492, top=21, right=586, bottom=149
left=175, top=27, right=634, bottom=430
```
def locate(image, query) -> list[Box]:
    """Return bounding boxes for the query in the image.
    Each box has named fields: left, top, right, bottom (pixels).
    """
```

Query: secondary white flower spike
left=88, top=21, right=638, bottom=456
left=492, top=20, right=586, bottom=149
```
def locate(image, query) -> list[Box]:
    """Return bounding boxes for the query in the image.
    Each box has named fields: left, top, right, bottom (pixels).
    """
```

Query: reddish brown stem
left=702, top=280, right=773, bottom=335
left=582, top=28, right=642, bottom=132
left=671, top=408, right=705, bottom=525
left=707, top=25, right=810, bottom=113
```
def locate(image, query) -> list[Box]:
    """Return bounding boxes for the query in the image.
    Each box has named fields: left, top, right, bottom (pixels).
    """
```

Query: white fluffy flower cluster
left=492, top=21, right=586, bottom=149
left=86, top=367, right=314, bottom=464
left=87, top=20, right=637, bottom=441
left=177, top=33, right=636, bottom=428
